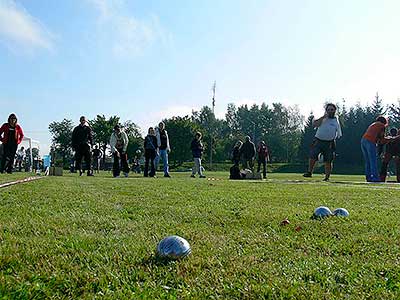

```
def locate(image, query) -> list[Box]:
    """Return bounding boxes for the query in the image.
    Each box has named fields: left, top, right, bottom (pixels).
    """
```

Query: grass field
left=1, top=171, right=400, bottom=299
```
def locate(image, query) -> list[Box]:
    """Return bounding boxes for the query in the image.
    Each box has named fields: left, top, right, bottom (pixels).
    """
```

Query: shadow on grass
left=139, top=254, right=178, bottom=267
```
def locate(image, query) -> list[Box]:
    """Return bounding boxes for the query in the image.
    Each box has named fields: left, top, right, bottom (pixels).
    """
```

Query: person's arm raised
left=312, top=114, right=327, bottom=128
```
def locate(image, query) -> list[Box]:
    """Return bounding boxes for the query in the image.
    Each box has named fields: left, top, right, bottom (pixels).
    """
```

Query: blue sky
left=1, top=0, right=400, bottom=154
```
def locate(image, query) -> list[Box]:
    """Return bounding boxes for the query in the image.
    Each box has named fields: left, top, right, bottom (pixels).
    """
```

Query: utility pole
left=210, top=81, right=216, bottom=170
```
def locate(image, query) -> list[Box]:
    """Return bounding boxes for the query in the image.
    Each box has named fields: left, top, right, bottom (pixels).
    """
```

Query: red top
left=257, top=144, right=269, bottom=159
left=363, top=122, right=387, bottom=144
left=0, top=123, right=24, bottom=144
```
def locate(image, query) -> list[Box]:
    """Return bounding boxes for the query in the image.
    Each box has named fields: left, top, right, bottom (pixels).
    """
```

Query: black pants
left=257, top=159, right=267, bottom=178
left=0, top=143, right=17, bottom=173
left=113, top=148, right=129, bottom=177
left=75, top=144, right=92, bottom=174
left=242, top=158, right=254, bottom=170
left=144, top=150, right=156, bottom=177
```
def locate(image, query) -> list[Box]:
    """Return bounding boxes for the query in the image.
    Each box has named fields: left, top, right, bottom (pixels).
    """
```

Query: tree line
left=49, top=94, right=400, bottom=170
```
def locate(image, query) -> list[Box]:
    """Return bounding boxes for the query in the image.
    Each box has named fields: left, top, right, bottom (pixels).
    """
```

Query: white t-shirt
left=315, top=117, right=342, bottom=141
left=16, top=149, right=25, bottom=159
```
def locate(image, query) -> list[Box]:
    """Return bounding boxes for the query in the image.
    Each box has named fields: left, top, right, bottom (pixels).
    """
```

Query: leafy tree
left=298, top=112, right=315, bottom=162
left=90, top=115, right=120, bottom=166
left=122, top=120, right=143, bottom=160
left=163, top=116, right=200, bottom=165
left=48, top=119, right=74, bottom=165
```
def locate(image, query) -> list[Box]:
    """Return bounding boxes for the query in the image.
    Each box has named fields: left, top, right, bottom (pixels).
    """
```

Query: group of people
left=70, top=117, right=183, bottom=178
left=2, top=110, right=400, bottom=182
left=302, top=103, right=400, bottom=183
left=361, top=116, right=400, bottom=182
left=230, top=136, right=270, bottom=179
left=143, top=124, right=171, bottom=178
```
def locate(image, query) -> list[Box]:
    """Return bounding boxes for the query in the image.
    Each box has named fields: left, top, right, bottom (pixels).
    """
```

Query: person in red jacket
left=0, top=114, right=24, bottom=174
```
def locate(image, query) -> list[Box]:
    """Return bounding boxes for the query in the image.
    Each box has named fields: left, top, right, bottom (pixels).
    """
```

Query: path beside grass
left=1, top=172, right=400, bottom=299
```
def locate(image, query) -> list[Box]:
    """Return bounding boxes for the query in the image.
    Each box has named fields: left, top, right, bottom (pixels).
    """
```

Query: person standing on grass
left=257, top=141, right=270, bottom=179
left=190, top=132, right=206, bottom=178
left=303, top=103, right=342, bottom=181
left=92, top=145, right=102, bottom=173
left=144, top=127, right=158, bottom=177
left=15, top=146, right=25, bottom=172
left=110, top=124, right=129, bottom=178
left=155, top=122, right=171, bottom=177
left=240, top=136, right=256, bottom=170
left=379, top=127, right=400, bottom=182
left=231, top=141, right=242, bottom=166
left=0, top=114, right=24, bottom=174
left=72, top=116, right=94, bottom=176
left=361, top=116, right=400, bottom=182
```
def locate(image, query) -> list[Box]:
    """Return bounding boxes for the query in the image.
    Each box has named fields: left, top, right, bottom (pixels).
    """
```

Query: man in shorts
left=303, top=103, right=342, bottom=181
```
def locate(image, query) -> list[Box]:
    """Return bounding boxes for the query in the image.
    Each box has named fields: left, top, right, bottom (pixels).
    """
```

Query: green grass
left=1, top=171, right=400, bottom=299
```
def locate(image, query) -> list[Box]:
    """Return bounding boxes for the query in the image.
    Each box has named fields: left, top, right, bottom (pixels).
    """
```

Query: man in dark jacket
left=144, top=127, right=158, bottom=177
left=231, top=141, right=242, bottom=166
left=0, top=113, right=24, bottom=174
left=72, top=116, right=93, bottom=176
left=240, top=136, right=256, bottom=170
left=190, top=132, right=206, bottom=178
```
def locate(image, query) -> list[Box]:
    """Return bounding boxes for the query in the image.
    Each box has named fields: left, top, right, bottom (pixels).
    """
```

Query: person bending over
left=379, top=127, right=400, bottom=182
left=361, top=116, right=400, bottom=182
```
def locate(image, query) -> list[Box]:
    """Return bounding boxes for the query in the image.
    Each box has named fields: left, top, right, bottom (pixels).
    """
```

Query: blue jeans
left=361, top=138, right=379, bottom=182
left=155, top=149, right=169, bottom=175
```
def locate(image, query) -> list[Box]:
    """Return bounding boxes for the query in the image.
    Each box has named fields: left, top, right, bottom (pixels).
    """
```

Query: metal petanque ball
left=157, top=236, right=191, bottom=260
left=313, top=206, right=332, bottom=218
left=332, top=208, right=349, bottom=217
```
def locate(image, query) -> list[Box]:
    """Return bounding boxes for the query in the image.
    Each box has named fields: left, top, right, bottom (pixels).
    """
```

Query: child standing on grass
left=144, top=127, right=158, bottom=177
left=361, top=116, right=400, bottom=182
left=190, top=132, right=206, bottom=178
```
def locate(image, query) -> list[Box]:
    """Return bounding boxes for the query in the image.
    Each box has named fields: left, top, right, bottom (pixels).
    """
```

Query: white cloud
left=87, top=0, right=168, bottom=57
left=0, top=0, right=53, bottom=52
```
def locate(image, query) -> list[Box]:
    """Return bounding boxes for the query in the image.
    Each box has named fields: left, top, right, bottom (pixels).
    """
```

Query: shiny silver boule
left=332, top=208, right=349, bottom=217
left=157, top=236, right=191, bottom=260
left=313, top=206, right=332, bottom=218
